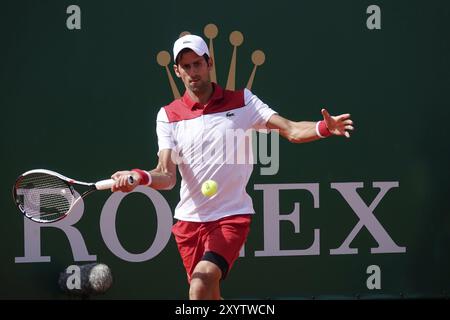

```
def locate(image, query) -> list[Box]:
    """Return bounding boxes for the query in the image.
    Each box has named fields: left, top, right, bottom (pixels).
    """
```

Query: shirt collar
left=182, top=82, right=224, bottom=110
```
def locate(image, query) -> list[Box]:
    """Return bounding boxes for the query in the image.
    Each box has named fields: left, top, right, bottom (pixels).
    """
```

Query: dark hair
left=175, top=48, right=210, bottom=65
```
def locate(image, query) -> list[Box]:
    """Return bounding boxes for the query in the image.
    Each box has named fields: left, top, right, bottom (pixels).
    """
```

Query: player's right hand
left=111, top=170, right=140, bottom=192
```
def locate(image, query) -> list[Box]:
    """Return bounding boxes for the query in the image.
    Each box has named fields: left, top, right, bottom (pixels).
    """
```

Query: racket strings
left=15, top=173, right=75, bottom=222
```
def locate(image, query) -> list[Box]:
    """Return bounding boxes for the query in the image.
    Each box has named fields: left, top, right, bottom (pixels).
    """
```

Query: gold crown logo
left=156, top=23, right=266, bottom=99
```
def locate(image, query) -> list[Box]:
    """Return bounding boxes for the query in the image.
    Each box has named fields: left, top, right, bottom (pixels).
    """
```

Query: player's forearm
left=285, top=121, right=322, bottom=143
left=266, top=114, right=325, bottom=144
left=148, top=168, right=176, bottom=190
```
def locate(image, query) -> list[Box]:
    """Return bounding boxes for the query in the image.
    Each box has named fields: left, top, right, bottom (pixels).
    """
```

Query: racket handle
left=95, top=176, right=134, bottom=190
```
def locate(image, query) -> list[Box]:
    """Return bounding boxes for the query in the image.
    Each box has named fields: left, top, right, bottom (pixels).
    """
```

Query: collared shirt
left=156, top=84, right=277, bottom=222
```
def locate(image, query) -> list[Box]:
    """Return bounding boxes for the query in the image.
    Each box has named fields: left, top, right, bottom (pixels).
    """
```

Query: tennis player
left=111, top=34, right=354, bottom=300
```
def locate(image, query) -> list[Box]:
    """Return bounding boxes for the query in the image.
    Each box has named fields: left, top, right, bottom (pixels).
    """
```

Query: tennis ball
left=201, top=180, right=218, bottom=197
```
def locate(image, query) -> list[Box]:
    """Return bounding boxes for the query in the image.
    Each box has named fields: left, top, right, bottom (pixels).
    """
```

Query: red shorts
left=172, top=214, right=252, bottom=283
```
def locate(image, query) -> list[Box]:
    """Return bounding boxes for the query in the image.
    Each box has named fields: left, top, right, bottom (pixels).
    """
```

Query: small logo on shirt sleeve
left=226, top=112, right=235, bottom=117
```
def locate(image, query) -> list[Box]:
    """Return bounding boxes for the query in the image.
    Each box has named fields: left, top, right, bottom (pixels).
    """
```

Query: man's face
left=174, top=50, right=212, bottom=94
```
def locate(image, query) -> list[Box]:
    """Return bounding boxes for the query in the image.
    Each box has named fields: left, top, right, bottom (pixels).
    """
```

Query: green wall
left=1, top=0, right=449, bottom=299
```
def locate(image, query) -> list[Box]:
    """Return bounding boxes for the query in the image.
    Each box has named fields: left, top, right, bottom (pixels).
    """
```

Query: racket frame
left=12, top=169, right=118, bottom=223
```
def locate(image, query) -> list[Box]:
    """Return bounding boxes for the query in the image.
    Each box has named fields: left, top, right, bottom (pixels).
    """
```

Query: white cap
left=173, top=34, right=210, bottom=63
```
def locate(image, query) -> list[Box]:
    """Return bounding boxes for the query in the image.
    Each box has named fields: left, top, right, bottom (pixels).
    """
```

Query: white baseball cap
left=173, top=34, right=210, bottom=63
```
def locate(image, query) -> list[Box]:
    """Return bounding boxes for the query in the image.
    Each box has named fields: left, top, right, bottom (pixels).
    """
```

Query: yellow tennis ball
left=201, top=180, right=218, bottom=197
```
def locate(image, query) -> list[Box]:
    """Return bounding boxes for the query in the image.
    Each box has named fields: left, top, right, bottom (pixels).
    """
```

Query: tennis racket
left=12, top=169, right=133, bottom=223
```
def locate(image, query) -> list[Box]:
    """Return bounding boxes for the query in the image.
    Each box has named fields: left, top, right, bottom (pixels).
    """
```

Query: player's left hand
left=321, top=108, right=354, bottom=138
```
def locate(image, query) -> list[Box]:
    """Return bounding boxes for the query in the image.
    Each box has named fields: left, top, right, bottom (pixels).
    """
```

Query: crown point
left=251, top=50, right=265, bottom=66
left=179, top=31, right=190, bottom=38
left=204, top=24, right=218, bottom=39
left=157, top=51, right=171, bottom=66
left=229, top=31, right=244, bottom=46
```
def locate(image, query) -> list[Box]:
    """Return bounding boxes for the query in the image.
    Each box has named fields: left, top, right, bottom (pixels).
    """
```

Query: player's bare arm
left=148, top=149, right=177, bottom=190
left=266, top=108, right=354, bottom=143
left=111, top=149, right=177, bottom=192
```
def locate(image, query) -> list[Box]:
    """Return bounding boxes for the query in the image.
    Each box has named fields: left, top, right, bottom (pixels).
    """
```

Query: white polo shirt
left=156, top=84, right=277, bottom=222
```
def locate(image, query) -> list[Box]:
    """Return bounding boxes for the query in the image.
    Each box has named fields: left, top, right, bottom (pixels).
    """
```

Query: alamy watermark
left=169, top=128, right=280, bottom=175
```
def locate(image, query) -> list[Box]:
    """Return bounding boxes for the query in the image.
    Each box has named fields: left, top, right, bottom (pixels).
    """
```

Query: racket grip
left=95, top=176, right=134, bottom=190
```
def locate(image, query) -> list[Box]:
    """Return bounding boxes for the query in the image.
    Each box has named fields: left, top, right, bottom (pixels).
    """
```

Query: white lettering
left=100, top=187, right=172, bottom=262
left=366, top=5, right=381, bottom=30
left=66, top=5, right=81, bottom=30
left=254, top=183, right=320, bottom=256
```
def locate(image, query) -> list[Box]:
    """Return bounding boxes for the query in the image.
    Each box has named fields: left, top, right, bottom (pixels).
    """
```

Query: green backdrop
left=1, top=0, right=449, bottom=299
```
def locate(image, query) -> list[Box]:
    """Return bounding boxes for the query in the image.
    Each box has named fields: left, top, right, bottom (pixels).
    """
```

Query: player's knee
left=194, top=261, right=222, bottom=281
left=191, top=269, right=221, bottom=288
left=189, top=268, right=221, bottom=300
